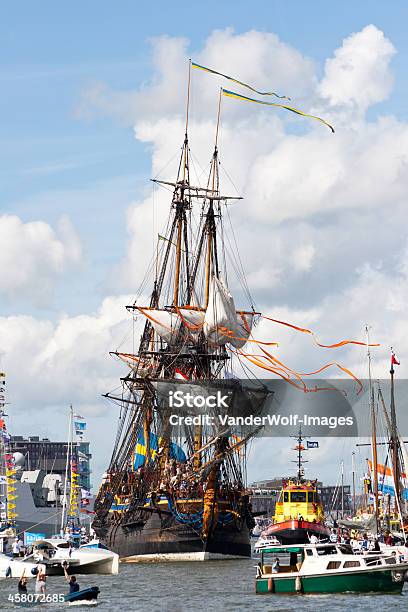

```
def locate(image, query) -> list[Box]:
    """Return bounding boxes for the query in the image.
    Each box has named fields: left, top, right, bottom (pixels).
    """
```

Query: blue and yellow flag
left=134, top=430, right=186, bottom=469
left=221, top=88, right=334, bottom=133
left=191, top=61, right=289, bottom=99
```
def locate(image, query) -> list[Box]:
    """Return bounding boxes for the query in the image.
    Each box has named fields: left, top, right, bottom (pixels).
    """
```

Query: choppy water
left=0, top=558, right=406, bottom=611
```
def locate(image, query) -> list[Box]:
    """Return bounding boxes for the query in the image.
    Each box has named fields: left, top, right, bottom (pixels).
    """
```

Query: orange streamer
left=234, top=345, right=362, bottom=395
left=262, top=316, right=380, bottom=350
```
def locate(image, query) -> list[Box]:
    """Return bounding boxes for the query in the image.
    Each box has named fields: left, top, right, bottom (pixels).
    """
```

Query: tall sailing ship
left=91, top=62, right=362, bottom=560
left=92, top=85, right=269, bottom=561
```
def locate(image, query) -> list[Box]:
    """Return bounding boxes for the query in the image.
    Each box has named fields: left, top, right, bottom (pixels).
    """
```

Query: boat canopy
left=261, top=545, right=305, bottom=554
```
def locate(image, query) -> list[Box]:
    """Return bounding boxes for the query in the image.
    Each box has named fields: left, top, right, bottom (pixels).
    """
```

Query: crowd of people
left=109, top=458, right=242, bottom=508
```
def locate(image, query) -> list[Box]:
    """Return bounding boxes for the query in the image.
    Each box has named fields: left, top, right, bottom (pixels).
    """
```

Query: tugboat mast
left=292, top=427, right=308, bottom=482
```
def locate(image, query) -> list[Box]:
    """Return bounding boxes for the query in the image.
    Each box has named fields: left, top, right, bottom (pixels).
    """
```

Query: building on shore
left=318, top=484, right=352, bottom=516
left=9, top=436, right=92, bottom=490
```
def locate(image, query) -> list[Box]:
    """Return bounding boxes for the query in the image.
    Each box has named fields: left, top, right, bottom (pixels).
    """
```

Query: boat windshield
left=260, top=549, right=304, bottom=574
left=338, top=544, right=353, bottom=555
left=290, top=491, right=307, bottom=503
left=316, top=546, right=337, bottom=555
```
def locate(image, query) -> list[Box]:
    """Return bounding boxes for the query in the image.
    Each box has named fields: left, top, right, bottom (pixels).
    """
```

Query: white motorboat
left=254, top=534, right=281, bottom=552
left=255, top=542, right=408, bottom=594
left=23, top=538, right=119, bottom=575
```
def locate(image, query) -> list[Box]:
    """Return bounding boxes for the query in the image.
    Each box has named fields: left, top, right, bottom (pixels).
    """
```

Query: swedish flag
left=134, top=430, right=186, bottom=469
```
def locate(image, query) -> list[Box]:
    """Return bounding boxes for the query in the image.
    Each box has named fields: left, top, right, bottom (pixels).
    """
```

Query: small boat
left=23, top=538, right=119, bottom=575
left=64, top=586, right=100, bottom=603
left=254, top=534, right=280, bottom=552
left=255, top=542, right=408, bottom=594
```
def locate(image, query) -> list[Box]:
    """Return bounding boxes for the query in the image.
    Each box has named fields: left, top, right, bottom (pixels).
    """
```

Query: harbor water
left=0, top=558, right=406, bottom=610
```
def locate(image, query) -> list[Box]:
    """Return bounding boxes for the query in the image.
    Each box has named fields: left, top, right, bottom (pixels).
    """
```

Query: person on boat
left=18, top=570, right=28, bottom=594
left=329, top=529, right=338, bottom=543
left=12, top=538, right=20, bottom=558
left=35, top=569, right=46, bottom=595
left=272, top=557, right=280, bottom=573
left=17, top=537, right=24, bottom=557
left=361, top=534, right=369, bottom=551
left=372, top=539, right=380, bottom=552
left=309, top=534, right=318, bottom=544
left=384, top=532, right=394, bottom=546
left=64, top=566, right=80, bottom=594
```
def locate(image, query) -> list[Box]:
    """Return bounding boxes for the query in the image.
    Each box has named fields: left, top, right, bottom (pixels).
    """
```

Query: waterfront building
left=9, top=436, right=92, bottom=490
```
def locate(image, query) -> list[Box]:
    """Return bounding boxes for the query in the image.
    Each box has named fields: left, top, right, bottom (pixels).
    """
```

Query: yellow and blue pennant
left=221, top=88, right=335, bottom=133
left=191, top=61, right=290, bottom=99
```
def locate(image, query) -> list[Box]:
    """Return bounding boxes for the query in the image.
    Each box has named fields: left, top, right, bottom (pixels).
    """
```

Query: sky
left=1, top=2, right=408, bottom=492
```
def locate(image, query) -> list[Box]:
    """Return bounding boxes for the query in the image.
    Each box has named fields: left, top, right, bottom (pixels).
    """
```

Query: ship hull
left=94, top=509, right=251, bottom=561
left=262, top=519, right=330, bottom=544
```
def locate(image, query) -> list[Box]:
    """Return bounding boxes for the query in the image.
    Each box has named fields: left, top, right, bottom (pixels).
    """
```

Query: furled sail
left=204, top=276, right=237, bottom=346
left=204, top=276, right=253, bottom=348
left=177, top=307, right=205, bottom=330
left=137, top=308, right=181, bottom=345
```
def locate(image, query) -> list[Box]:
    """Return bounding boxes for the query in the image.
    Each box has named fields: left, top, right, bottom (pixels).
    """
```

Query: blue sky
left=1, top=2, right=408, bottom=487
left=1, top=2, right=407, bottom=315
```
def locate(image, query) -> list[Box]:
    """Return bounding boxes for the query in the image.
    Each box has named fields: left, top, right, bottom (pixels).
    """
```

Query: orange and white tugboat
left=259, top=430, right=330, bottom=545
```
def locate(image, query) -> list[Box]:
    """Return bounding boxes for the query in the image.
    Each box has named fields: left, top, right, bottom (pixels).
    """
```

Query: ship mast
left=173, top=62, right=192, bottom=307
left=204, top=89, right=222, bottom=308
left=292, top=427, right=308, bottom=482
left=366, top=325, right=379, bottom=535
left=389, top=348, right=400, bottom=509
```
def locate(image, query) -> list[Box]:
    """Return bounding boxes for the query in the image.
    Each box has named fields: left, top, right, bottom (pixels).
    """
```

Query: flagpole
left=351, top=451, right=356, bottom=516
left=61, top=404, right=73, bottom=533
left=389, top=348, right=400, bottom=508
left=366, top=325, right=379, bottom=535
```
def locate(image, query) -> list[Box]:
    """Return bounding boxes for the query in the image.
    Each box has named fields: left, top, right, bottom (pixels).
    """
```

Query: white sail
left=138, top=308, right=181, bottom=345
left=178, top=307, right=205, bottom=330
left=229, top=312, right=254, bottom=349
left=204, top=276, right=241, bottom=347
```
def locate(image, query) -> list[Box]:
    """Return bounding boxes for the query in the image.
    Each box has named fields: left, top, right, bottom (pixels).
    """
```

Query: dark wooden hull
left=94, top=508, right=251, bottom=560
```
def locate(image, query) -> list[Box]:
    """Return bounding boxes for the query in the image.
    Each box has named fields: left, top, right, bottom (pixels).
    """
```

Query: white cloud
left=319, top=24, right=396, bottom=112
left=292, top=243, right=316, bottom=272
left=0, top=295, right=135, bottom=411
left=0, top=214, right=82, bottom=303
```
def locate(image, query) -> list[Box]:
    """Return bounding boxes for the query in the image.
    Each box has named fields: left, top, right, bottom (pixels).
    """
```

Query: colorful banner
left=368, top=460, right=408, bottom=500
